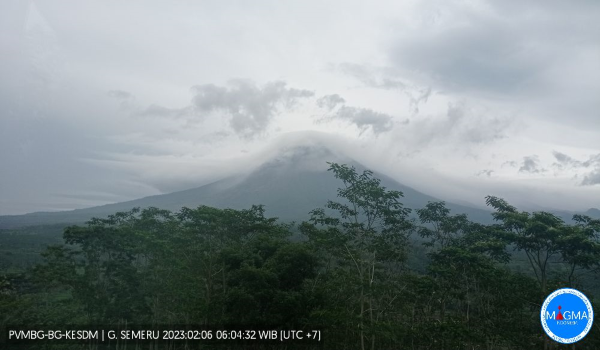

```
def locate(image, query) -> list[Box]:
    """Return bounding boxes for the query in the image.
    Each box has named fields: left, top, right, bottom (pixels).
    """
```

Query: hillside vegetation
left=1, top=163, right=600, bottom=349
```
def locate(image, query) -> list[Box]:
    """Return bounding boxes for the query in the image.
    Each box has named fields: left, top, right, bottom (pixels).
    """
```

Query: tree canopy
left=1, top=162, right=600, bottom=349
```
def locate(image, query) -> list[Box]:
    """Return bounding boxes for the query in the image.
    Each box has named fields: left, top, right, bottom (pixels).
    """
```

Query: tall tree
left=301, top=162, right=413, bottom=350
left=485, top=196, right=564, bottom=294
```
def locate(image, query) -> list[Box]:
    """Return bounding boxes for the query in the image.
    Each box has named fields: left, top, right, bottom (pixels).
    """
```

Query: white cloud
left=1, top=0, right=598, bottom=214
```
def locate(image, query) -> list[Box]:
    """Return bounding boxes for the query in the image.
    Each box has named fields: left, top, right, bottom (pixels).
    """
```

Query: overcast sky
left=1, top=0, right=599, bottom=215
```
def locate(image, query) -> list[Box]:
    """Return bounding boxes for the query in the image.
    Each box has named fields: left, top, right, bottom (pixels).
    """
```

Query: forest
left=1, top=163, right=599, bottom=350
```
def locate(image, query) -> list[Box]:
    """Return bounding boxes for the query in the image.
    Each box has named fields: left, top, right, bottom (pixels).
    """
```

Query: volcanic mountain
left=5, top=144, right=599, bottom=229
left=0, top=145, right=500, bottom=229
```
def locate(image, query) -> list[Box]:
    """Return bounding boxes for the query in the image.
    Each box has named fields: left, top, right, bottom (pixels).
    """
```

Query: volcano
left=0, top=144, right=516, bottom=229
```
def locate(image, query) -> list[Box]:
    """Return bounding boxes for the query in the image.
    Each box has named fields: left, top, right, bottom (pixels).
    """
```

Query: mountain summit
left=1, top=145, right=494, bottom=228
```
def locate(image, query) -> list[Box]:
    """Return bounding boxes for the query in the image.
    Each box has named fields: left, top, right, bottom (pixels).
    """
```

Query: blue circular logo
left=541, top=288, right=594, bottom=344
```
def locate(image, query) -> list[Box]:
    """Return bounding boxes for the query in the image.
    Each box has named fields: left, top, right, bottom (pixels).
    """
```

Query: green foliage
left=486, top=195, right=600, bottom=295
left=2, top=165, right=600, bottom=349
left=301, top=163, right=415, bottom=350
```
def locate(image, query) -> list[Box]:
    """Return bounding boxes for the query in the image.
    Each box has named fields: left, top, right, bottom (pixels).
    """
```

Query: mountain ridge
left=1, top=146, right=598, bottom=229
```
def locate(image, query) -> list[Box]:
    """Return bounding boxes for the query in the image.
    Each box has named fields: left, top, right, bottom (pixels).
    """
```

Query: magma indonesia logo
left=541, top=288, right=594, bottom=344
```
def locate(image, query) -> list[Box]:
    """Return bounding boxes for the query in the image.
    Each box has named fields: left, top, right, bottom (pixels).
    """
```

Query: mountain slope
left=0, top=146, right=497, bottom=229
left=11, top=146, right=600, bottom=228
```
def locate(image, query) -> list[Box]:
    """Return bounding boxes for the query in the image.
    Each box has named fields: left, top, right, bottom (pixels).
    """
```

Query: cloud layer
left=0, top=0, right=598, bottom=215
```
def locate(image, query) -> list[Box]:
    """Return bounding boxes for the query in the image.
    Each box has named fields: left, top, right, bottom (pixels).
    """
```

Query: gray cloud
left=386, top=0, right=600, bottom=128
left=553, top=151, right=600, bottom=169
left=552, top=151, right=582, bottom=170
left=407, top=102, right=512, bottom=148
left=552, top=151, right=600, bottom=186
left=334, top=63, right=433, bottom=115
left=392, top=20, right=536, bottom=95
left=583, top=154, right=600, bottom=168
left=329, top=106, right=394, bottom=135
left=450, top=104, right=510, bottom=144
left=519, top=156, right=544, bottom=174
left=108, top=90, right=136, bottom=111
left=476, top=169, right=494, bottom=177
left=408, top=87, right=432, bottom=115
left=582, top=171, right=600, bottom=186
left=315, top=93, right=394, bottom=135
left=502, top=161, right=518, bottom=168
left=139, top=80, right=314, bottom=138
left=316, top=94, right=346, bottom=110
left=191, top=80, right=313, bottom=137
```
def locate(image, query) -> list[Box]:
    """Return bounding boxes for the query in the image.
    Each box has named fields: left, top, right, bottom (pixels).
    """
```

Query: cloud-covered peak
left=1, top=0, right=598, bottom=214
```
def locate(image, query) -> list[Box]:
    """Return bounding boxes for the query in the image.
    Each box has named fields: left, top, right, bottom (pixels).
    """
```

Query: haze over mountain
left=0, top=145, right=499, bottom=229
left=2, top=144, right=598, bottom=230
left=2, top=1, right=599, bottom=217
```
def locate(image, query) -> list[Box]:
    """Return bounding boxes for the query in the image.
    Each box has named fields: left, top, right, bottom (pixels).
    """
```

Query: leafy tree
left=558, top=214, right=600, bottom=285
left=301, top=162, right=413, bottom=350
left=414, top=201, right=539, bottom=349
left=485, top=196, right=564, bottom=294
left=7, top=164, right=600, bottom=350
